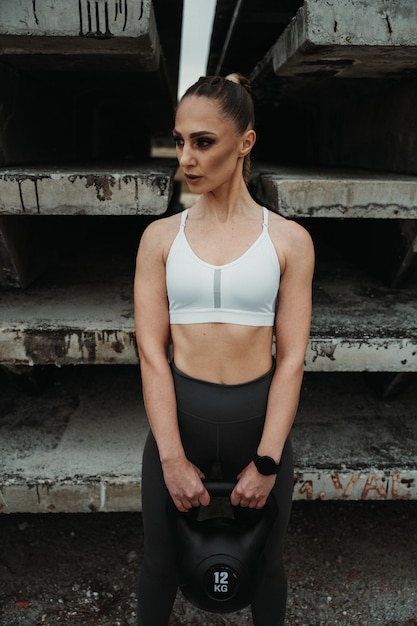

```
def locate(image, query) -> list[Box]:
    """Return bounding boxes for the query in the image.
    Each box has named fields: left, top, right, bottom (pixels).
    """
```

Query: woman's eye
left=172, top=136, right=213, bottom=149
left=196, top=138, right=213, bottom=149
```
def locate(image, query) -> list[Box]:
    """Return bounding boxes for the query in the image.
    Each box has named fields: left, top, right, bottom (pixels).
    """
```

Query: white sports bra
left=166, top=207, right=280, bottom=326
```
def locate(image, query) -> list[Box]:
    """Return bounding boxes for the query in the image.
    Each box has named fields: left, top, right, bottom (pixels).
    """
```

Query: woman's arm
left=134, top=220, right=210, bottom=512
left=231, top=219, right=315, bottom=508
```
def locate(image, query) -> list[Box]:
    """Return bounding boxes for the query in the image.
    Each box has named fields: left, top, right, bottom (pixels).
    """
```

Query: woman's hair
left=180, top=73, right=255, bottom=184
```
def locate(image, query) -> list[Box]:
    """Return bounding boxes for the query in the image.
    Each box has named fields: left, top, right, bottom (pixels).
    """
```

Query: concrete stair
left=0, top=0, right=179, bottom=288
left=252, top=167, right=417, bottom=220
left=215, top=0, right=417, bottom=495
left=1, top=238, right=417, bottom=370
left=0, top=163, right=177, bottom=216
left=0, top=0, right=182, bottom=511
left=258, top=0, right=417, bottom=83
left=0, top=0, right=162, bottom=71
left=1, top=367, right=416, bottom=513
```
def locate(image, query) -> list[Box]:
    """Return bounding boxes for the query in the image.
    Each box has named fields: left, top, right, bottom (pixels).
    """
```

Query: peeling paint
left=305, top=337, right=417, bottom=372
left=23, top=330, right=70, bottom=364
left=150, top=174, right=169, bottom=196
left=310, top=341, right=337, bottom=362
left=80, top=174, right=115, bottom=202
left=15, top=329, right=138, bottom=365
left=2, top=329, right=416, bottom=369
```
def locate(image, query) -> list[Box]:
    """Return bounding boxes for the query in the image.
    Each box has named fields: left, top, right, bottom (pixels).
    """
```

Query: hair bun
left=224, top=73, right=241, bottom=84
left=225, top=73, right=253, bottom=96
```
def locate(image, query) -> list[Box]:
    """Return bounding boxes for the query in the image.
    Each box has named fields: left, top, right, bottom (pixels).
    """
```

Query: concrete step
left=293, top=371, right=417, bottom=501
left=0, top=161, right=177, bottom=216
left=0, top=235, right=137, bottom=365
left=0, top=4, right=180, bottom=161
left=251, top=0, right=417, bottom=88
left=0, top=366, right=145, bottom=513
left=1, top=234, right=416, bottom=370
left=0, top=0, right=161, bottom=71
left=0, top=367, right=415, bottom=513
left=252, top=167, right=417, bottom=219
left=0, top=161, right=176, bottom=288
left=309, top=261, right=417, bottom=372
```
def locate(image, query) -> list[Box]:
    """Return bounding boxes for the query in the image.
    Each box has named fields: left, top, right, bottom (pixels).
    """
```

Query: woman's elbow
left=137, top=341, right=169, bottom=372
left=276, top=352, right=306, bottom=380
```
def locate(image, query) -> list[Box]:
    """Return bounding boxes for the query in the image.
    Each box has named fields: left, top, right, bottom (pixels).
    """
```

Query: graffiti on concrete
left=294, top=470, right=417, bottom=501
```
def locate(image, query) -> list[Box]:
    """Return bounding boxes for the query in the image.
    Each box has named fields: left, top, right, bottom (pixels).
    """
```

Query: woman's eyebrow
left=172, top=129, right=217, bottom=138
left=190, top=131, right=217, bottom=138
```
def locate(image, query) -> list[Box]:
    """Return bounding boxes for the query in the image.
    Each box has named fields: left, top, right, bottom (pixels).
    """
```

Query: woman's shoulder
left=267, top=208, right=311, bottom=244
left=266, top=208, right=314, bottom=271
left=140, top=211, right=184, bottom=248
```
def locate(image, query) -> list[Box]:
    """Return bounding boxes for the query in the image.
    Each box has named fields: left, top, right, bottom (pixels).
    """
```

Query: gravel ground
left=1, top=501, right=416, bottom=626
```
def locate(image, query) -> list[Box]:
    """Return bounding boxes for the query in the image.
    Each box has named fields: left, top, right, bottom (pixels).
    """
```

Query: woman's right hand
left=161, top=456, right=210, bottom=512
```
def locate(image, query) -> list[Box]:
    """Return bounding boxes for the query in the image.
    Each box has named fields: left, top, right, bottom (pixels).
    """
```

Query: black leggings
left=137, top=362, right=294, bottom=626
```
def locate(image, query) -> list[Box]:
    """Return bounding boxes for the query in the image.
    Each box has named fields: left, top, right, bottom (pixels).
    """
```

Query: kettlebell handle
left=203, top=481, right=237, bottom=498
left=203, top=480, right=277, bottom=515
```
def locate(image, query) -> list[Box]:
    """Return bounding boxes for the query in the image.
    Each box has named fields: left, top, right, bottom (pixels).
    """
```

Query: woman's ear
left=239, top=129, right=256, bottom=156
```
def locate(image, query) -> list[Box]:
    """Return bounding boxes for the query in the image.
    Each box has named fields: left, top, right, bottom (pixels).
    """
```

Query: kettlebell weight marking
left=206, top=565, right=238, bottom=601
left=213, top=570, right=229, bottom=593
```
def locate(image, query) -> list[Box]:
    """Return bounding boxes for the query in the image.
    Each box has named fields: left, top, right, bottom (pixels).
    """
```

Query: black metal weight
left=169, top=481, right=277, bottom=613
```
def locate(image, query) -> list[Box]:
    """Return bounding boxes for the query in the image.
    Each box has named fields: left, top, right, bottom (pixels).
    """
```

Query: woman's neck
left=195, top=178, right=259, bottom=223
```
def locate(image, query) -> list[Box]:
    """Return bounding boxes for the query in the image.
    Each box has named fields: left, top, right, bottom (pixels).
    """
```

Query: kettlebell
left=169, top=481, right=277, bottom=613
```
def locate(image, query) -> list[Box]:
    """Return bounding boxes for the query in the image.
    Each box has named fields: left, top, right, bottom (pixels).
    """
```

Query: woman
left=134, top=74, right=314, bottom=625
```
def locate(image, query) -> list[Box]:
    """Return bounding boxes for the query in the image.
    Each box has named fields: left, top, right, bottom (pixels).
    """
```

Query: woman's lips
left=185, top=174, right=202, bottom=183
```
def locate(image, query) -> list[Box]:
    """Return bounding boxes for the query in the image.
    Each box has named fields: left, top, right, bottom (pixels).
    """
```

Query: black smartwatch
left=253, top=453, right=282, bottom=475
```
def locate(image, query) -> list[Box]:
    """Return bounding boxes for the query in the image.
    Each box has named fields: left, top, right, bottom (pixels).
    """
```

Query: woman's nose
left=179, top=144, right=195, bottom=167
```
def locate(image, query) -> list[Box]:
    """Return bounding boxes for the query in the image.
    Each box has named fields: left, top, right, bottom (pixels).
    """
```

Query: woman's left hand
left=230, top=462, right=276, bottom=509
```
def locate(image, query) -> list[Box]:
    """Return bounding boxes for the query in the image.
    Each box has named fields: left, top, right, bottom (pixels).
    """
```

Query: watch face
left=255, top=454, right=280, bottom=475
left=260, top=457, right=274, bottom=474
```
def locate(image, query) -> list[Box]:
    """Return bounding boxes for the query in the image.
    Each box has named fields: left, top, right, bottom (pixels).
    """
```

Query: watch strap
left=253, top=453, right=282, bottom=475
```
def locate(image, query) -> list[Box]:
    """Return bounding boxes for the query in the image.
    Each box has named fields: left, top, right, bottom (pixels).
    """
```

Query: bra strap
left=262, top=206, right=269, bottom=228
left=180, top=208, right=189, bottom=230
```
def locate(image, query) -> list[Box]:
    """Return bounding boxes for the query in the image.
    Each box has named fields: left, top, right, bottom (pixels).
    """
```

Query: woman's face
left=173, top=95, right=253, bottom=194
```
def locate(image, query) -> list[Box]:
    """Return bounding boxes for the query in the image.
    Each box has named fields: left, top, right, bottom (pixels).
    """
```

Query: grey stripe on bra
left=213, top=269, right=222, bottom=308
